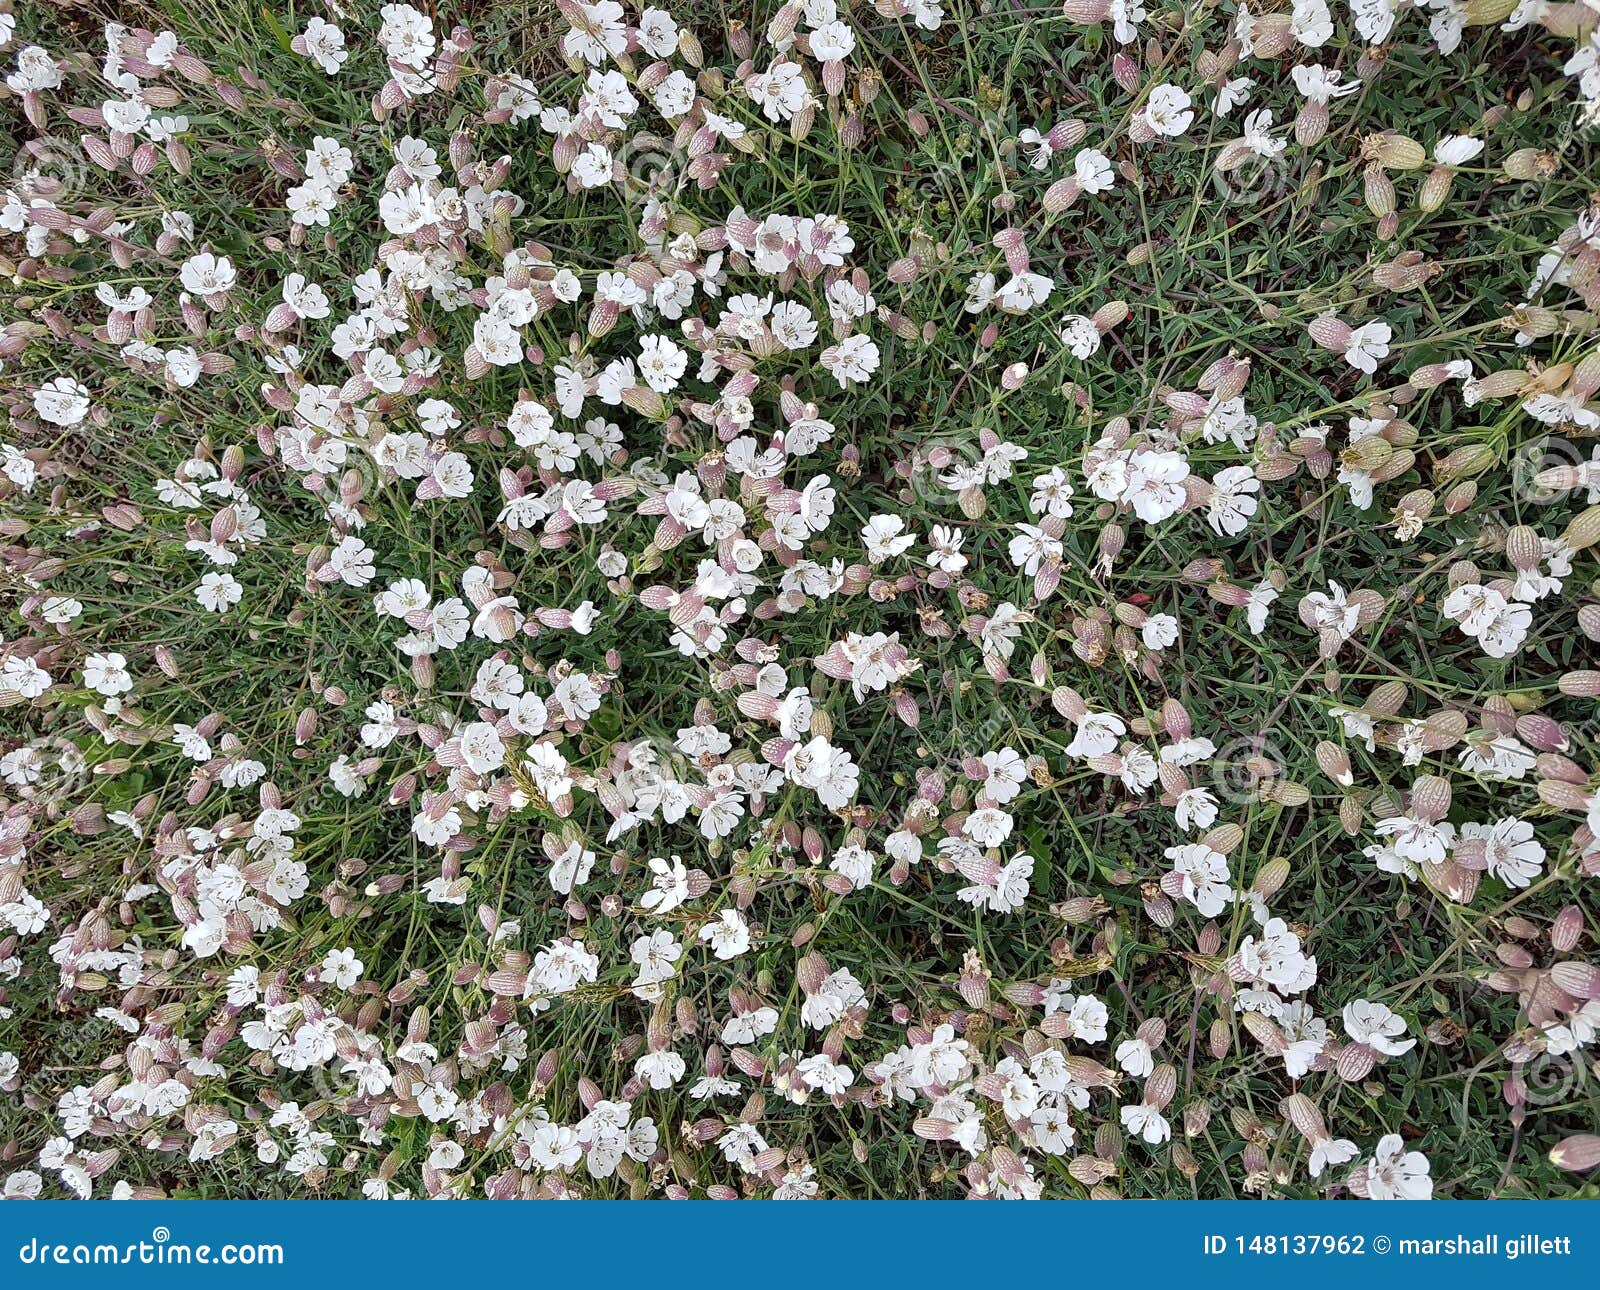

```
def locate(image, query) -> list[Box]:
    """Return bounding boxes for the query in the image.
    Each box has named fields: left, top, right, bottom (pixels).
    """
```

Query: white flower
left=1462, top=818, right=1544, bottom=888
left=33, top=377, right=91, bottom=426
left=1350, top=0, right=1398, bottom=44
left=457, top=722, right=506, bottom=775
left=1343, top=999, right=1415, bottom=1057
left=1442, top=583, right=1531, bottom=658
left=1141, top=613, right=1179, bottom=650
left=320, top=947, right=364, bottom=989
left=1175, top=787, right=1219, bottom=832
left=549, top=842, right=595, bottom=894
left=963, top=806, right=1013, bottom=848
left=1361, top=1134, right=1432, bottom=1199
left=1292, top=62, right=1361, bottom=102
left=821, top=334, right=880, bottom=387
left=1143, top=84, right=1194, bottom=136
left=1434, top=134, right=1483, bottom=166
left=1242, top=108, right=1285, bottom=157
left=571, top=142, right=613, bottom=188
left=81, top=651, right=132, bottom=696
left=195, top=572, right=243, bottom=613
left=299, top=18, right=347, bottom=73
left=1216, top=76, right=1254, bottom=116
left=1343, top=321, right=1392, bottom=374
left=326, top=536, right=376, bottom=587
left=1246, top=580, right=1279, bottom=634
left=1302, top=581, right=1359, bottom=642
left=863, top=514, right=916, bottom=564
left=637, top=7, right=679, bottom=57
left=1059, top=315, right=1101, bottom=358
left=1374, top=810, right=1454, bottom=866
left=1125, top=450, right=1191, bottom=524
left=179, top=252, right=237, bottom=298
left=1075, top=147, right=1115, bottom=192
left=925, top=524, right=968, bottom=573
left=995, top=271, right=1054, bottom=313
left=810, top=20, right=856, bottom=61
left=1066, top=710, right=1126, bottom=759
left=636, top=334, right=687, bottom=392
left=1116, top=1036, right=1155, bottom=1078
left=1310, top=1135, right=1358, bottom=1178
left=1166, top=843, right=1233, bottom=916
left=1121, top=1101, right=1171, bottom=1145
left=1007, top=523, right=1061, bottom=575
left=562, top=1, right=627, bottom=65
left=1207, top=465, right=1259, bottom=536
left=635, top=1049, right=686, bottom=1089
left=699, top=909, right=751, bottom=960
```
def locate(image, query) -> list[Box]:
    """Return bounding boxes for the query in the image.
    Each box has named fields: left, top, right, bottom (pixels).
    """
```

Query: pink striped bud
left=1514, top=713, right=1566, bottom=752
left=1551, top=1135, right=1600, bottom=1172
left=1308, top=314, right=1353, bottom=353
left=1409, top=774, right=1452, bottom=822
left=1552, top=906, right=1585, bottom=953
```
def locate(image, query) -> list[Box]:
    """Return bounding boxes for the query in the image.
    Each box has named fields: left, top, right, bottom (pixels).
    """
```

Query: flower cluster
left=1, top=0, right=1599, bottom=1200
